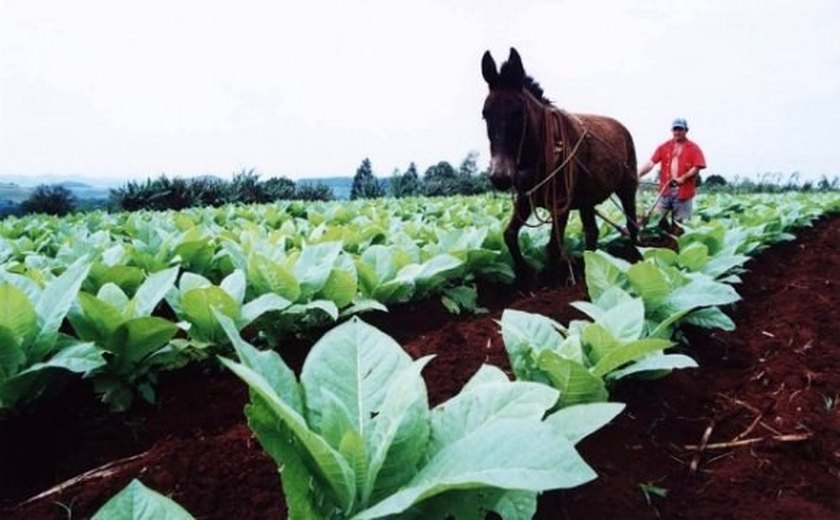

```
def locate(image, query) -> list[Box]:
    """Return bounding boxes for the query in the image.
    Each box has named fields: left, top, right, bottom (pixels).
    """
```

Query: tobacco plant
left=217, top=313, right=623, bottom=519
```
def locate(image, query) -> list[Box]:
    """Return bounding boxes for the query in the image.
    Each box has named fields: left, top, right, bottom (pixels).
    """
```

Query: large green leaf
left=580, top=323, right=621, bottom=364
left=547, top=402, right=625, bottom=445
left=591, top=338, right=674, bottom=378
left=181, top=286, right=238, bottom=341
left=98, top=283, right=131, bottom=311
left=239, top=293, right=292, bottom=327
left=404, top=489, right=537, bottom=520
left=536, top=350, right=608, bottom=407
left=75, top=292, right=124, bottom=342
left=426, top=369, right=560, bottom=457
left=360, top=245, right=399, bottom=284
left=608, top=353, right=698, bottom=380
left=626, top=262, right=670, bottom=308
left=0, top=283, right=37, bottom=351
left=363, top=357, right=432, bottom=505
left=598, top=297, right=645, bottom=343
left=318, top=268, right=357, bottom=308
left=677, top=242, right=710, bottom=271
left=0, top=326, right=25, bottom=381
left=499, top=309, right=566, bottom=380
left=702, top=253, right=750, bottom=279
left=295, top=242, right=344, bottom=299
left=130, top=266, right=179, bottom=317
left=110, top=317, right=178, bottom=364
left=245, top=398, right=323, bottom=518
left=91, top=479, right=194, bottom=520
left=249, top=255, right=301, bottom=302
left=664, top=276, right=741, bottom=312
left=300, top=317, right=412, bottom=437
left=372, top=279, right=415, bottom=304
left=683, top=306, right=736, bottom=331
left=31, top=257, right=92, bottom=360
left=0, top=342, right=104, bottom=410
left=583, top=251, right=626, bottom=301
left=220, top=270, right=247, bottom=305
left=216, top=311, right=303, bottom=413
left=354, top=417, right=594, bottom=519
left=220, top=358, right=357, bottom=513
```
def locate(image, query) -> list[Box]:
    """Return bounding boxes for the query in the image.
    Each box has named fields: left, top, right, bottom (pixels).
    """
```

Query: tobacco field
left=1, top=191, right=838, bottom=519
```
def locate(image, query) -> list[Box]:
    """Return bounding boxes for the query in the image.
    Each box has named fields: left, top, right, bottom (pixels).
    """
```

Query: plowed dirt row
left=2, top=216, right=838, bottom=519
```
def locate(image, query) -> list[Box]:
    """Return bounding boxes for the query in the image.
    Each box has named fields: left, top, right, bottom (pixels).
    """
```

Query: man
left=638, top=118, right=706, bottom=227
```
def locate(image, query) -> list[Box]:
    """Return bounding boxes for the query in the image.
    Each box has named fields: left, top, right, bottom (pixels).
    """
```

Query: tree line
left=350, top=152, right=492, bottom=200
left=8, top=160, right=838, bottom=218
left=7, top=152, right=495, bottom=216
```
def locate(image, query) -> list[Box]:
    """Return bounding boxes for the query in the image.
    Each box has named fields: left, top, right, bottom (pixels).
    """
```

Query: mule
left=481, top=47, right=639, bottom=284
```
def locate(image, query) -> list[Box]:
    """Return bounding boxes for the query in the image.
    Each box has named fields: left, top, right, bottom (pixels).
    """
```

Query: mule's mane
left=521, top=75, right=551, bottom=105
left=498, top=59, right=552, bottom=105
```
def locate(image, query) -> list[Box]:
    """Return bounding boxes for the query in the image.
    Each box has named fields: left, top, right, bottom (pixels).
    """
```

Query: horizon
left=2, top=1, right=839, bottom=183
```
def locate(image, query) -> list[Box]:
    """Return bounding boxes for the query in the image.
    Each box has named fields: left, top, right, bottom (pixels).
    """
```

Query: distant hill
left=298, top=176, right=392, bottom=200
left=298, top=177, right=353, bottom=199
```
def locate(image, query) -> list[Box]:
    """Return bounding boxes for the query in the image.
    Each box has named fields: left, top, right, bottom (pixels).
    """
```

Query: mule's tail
left=617, top=124, right=640, bottom=244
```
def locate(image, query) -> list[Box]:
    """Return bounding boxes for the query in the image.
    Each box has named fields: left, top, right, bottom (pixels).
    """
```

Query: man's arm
left=676, top=145, right=707, bottom=184
left=676, top=165, right=700, bottom=184
left=638, top=160, right=656, bottom=178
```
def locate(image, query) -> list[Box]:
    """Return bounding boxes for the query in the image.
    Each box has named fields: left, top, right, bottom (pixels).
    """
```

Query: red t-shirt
left=651, top=138, right=706, bottom=200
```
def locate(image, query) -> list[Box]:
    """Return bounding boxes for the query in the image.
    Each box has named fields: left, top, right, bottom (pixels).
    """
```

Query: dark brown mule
left=481, top=47, right=639, bottom=284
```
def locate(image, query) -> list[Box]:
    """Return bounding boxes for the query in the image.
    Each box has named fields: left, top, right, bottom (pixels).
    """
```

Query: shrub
left=20, top=184, right=76, bottom=216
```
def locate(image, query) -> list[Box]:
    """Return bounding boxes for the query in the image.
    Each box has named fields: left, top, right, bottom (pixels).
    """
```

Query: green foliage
left=389, top=162, right=422, bottom=198
left=295, top=182, right=334, bottom=201
left=19, top=184, right=76, bottom=216
left=218, top=314, right=624, bottom=519
left=351, top=158, right=385, bottom=200
left=263, top=176, right=297, bottom=200
left=109, top=171, right=320, bottom=211
left=423, top=161, right=459, bottom=196
left=230, top=168, right=270, bottom=204
left=68, top=266, right=184, bottom=410
left=0, top=258, right=105, bottom=412
left=92, top=479, right=194, bottom=519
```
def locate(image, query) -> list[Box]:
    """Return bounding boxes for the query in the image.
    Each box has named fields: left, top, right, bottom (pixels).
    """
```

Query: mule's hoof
left=513, top=267, right=537, bottom=291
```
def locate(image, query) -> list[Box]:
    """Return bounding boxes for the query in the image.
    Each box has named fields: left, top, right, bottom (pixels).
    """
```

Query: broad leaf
left=31, top=257, right=92, bottom=359
left=92, top=479, right=194, bottom=520
left=536, top=350, right=608, bottom=407
left=131, top=266, right=179, bottom=318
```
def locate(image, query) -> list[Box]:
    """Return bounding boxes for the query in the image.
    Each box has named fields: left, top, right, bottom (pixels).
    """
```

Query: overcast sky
left=1, top=0, right=838, bottom=183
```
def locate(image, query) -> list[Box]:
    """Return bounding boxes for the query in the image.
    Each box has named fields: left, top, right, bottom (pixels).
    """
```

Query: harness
left=512, top=89, right=638, bottom=238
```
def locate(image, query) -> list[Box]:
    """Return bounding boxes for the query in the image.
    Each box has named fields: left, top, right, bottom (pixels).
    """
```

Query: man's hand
left=669, top=179, right=680, bottom=187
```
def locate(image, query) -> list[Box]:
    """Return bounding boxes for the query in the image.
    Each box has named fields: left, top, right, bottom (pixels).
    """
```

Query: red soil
left=2, top=216, right=838, bottom=520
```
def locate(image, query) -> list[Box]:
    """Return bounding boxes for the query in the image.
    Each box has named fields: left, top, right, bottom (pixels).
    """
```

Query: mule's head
left=481, top=47, right=533, bottom=191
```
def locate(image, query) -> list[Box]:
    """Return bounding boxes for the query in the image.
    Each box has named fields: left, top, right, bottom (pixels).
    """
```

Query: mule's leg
left=505, top=196, right=534, bottom=286
left=579, top=206, right=599, bottom=250
left=616, top=183, right=640, bottom=244
left=546, top=210, right=572, bottom=284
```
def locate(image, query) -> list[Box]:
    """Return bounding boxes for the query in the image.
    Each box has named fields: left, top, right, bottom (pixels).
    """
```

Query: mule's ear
left=506, top=47, right=525, bottom=83
left=482, top=51, right=499, bottom=86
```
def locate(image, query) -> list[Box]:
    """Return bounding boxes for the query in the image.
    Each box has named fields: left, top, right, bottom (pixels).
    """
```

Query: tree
left=230, top=168, right=270, bottom=204
left=456, top=151, right=491, bottom=195
left=350, top=158, right=384, bottom=200
left=295, top=182, right=334, bottom=201
left=20, top=184, right=76, bottom=216
left=704, top=174, right=727, bottom=188
left=263, top=176, right=297, bottom=201
left=423, top=161, right=459, bottom=196
left=389, top=162, right=422, bottom=198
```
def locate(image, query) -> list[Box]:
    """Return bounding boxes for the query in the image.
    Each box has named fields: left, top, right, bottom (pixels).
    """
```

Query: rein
left=514, top=91, right=587, bottom=236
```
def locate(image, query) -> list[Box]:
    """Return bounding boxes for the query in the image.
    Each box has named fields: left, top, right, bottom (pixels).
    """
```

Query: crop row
left=76, top=191, right=840, bottom=518
left=0, top=192, right=838, bottom=414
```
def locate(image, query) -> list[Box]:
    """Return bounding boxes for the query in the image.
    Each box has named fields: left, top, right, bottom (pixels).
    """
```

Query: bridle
left=510, top=89, right=589, bottom=231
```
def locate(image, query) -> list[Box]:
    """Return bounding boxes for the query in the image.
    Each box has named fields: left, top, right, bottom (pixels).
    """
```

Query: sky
left=1, top=0, right=839, bottom=184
